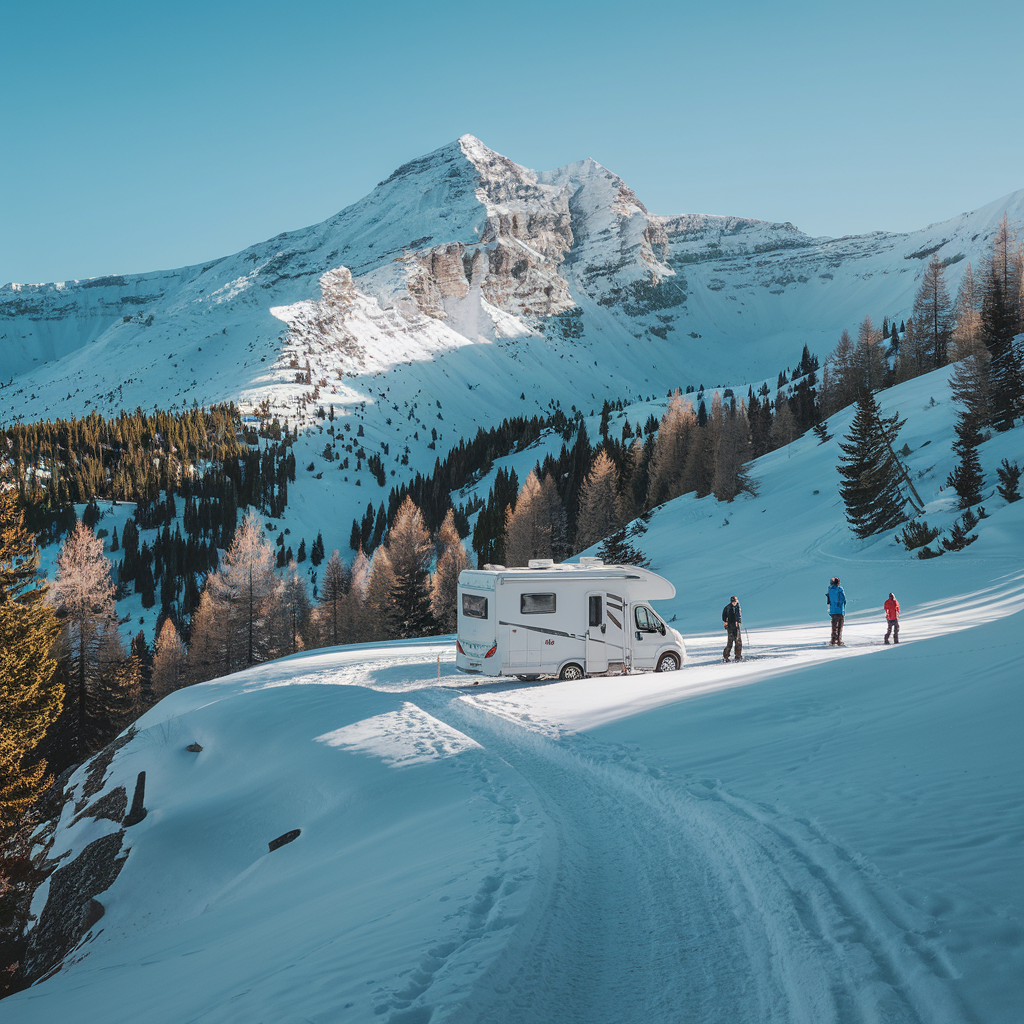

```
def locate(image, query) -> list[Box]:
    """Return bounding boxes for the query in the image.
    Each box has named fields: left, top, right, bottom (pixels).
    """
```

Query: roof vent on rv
left=483, top=564, right=506, bottom=571
left=578, top=557, right=605, bottom=568
left=528, top=559, right=554, bottom=569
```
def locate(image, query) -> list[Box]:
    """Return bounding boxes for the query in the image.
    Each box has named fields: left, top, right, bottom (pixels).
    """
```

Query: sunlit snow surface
left=8, top=372, right=1024, bottom=1024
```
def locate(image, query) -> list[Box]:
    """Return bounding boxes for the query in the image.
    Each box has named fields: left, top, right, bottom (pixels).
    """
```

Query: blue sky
left=2, top=0, right=1022, bottom=285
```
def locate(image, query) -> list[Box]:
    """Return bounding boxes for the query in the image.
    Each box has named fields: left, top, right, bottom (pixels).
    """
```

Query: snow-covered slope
left=9, top=368, right=1022, bottom=1024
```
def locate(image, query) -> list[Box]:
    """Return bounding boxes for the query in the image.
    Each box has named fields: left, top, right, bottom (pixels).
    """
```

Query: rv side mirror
left=659, top=623, right=666, bottom=636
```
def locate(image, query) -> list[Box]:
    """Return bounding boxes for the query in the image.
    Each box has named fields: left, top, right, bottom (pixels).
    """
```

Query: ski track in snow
left=410, top=696, right=968, bottom=1024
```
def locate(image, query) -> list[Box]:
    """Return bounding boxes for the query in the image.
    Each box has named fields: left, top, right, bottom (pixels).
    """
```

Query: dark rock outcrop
left=24, top=831, right=129, bottom=981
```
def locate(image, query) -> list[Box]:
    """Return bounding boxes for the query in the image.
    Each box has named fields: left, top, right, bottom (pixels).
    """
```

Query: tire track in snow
left=421, top=697, right=969, bottom=1024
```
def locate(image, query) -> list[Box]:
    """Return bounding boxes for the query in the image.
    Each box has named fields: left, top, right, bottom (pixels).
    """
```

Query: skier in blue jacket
left=826, top=577, right=847, bottom=646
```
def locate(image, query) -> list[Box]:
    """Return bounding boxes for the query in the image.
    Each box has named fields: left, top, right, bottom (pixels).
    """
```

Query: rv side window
left=589, top=595, right=602, bottom=627
left=635, top=606, right=655, bottom=631
left=521, top=593, right=556, bottom=614
left=462, top=593, right=488, bottom=619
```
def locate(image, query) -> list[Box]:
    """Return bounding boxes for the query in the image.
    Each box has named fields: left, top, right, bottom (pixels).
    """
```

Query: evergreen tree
left=0, top=490, right=62, bottom=834
left=575, top=450, right=621, bottom=552
left=821, top=329, right=858, bottom=415
left=384, top=497, right=435, bottom=639
left=151, top=618, right=187, bottom=700
left=538, top=473, right=568, bottom=562
left=768, top=392, right=799, bottom=450
left=596, top=527, right=650, bottom=567
left=713, top=400, right=756, bottom=501
left=431, top=509, right=470, bottom=633
left=350, top=547, right=371, bottom=603
left=276, top=562, right=311, bottom=655
left=996, top=459, right=1021, bottom=503
left=980, top=267, right=1023, bottom=432
left=911, top=254, right=954, bottom=368
left=503, top=471, right=546, bottom=568
left=364, top=547, right=397, bottom=639
left=946, top=413, right=984, bottom=509
left=837, top=393, right=910, bottom=538
left=855, top=315, right=889, bottom=395
left=952, top=261, right=983, bottom=358
left=197, top=511, right=279, bottom=674
left=318, top=550, right=351, bottom=645
left=645, top=391, right=696, bottom=507
left=48, top=522, right=125, bottom=764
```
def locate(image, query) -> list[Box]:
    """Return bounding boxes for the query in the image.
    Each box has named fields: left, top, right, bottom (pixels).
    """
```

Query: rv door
left=586, top=591, right=626, bottom=674
left=631, top=603, right=665, bottom=670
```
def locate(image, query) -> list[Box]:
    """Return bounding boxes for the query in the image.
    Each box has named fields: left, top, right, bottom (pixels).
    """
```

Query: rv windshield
left=635, top=606, right=664, bottom=633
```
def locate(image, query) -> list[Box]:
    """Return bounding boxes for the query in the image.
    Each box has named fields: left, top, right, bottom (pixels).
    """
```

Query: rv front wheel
left=559, top=663, right=586, bottom=681
left=656, top=652, right=681, bottom=672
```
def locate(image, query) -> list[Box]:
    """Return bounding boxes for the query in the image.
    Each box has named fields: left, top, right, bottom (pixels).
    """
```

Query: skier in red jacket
left=884, top=593, right=900, bottom=644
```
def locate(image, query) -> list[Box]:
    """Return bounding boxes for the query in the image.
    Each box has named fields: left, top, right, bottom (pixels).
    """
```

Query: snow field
left=7, top=362, right=1023, bottom=1023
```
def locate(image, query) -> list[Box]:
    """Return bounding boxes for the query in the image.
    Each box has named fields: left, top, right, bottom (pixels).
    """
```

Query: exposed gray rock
left=24, top=831, right=129, bottom=981
left=70, top=785, right=127, bottom=827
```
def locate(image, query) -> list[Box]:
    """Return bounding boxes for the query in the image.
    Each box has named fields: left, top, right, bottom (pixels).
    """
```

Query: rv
left=455, top=558, right=685, bottom=680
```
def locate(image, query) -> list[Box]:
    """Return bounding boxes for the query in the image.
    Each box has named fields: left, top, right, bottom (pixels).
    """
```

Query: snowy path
left=414, top=689, right=967, bottom=1024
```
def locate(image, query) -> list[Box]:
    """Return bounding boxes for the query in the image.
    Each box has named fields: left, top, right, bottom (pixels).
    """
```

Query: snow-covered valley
left=6, top=368, right=1022, bottom=1024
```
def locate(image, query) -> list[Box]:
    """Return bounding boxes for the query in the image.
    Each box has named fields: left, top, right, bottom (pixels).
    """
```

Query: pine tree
left=837, top=393, right=910, bottom=538
left=538, top=473, right=568, bottom=562
left=768, top=393, right=799, bottom=450
left=0, top=490, right=62, bottom=834
left=199, top=511, right=279, bottom=672
left=996, top=459, right=1021, bottom=503
left=364, top=547, right=397, bottom=639
left=596, top=527, right=650, bottom=567
left=318, top=550, right=351, bottom=645
left=276, top=562, right=311, bottom=655
left=48, top=522, right=124, bottom=764
left=952, top=261, right=983, bottom=358
left=980, top=259, right=1023, bottom=432
left=431, top=509, right=470, bottom=633
left=575, top=450, right=621, bottom=552
left=911, top=254, right=954, bottom=368
left=645, top=391, right=696, bottom=507
left=350, top=547, right=371, bottom=603
left=713, top=400, right=757, bottom=501
left=151, top=618, right=186, bottom=700
left=503, top=471, right=545, bottom=568
left=384, top=497, right=435, bottom=639
left=821, top=329, right=858, bottom=415
left=946, top=412, right=984, bottom=509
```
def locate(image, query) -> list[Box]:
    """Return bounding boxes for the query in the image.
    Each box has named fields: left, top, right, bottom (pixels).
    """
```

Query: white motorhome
left=455, top=558, right=685, bottom=680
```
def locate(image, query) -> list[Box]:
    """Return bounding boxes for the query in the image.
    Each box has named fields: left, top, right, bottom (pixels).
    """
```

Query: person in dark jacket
left=826, top=577, right=846, bottom=646
left=884, top=592, right=900, bottom=644
left=722, top=596, right=742, bottom=661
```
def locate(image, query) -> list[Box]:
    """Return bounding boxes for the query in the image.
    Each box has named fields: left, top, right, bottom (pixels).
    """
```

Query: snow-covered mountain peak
left=2, top=133, right=1023, bottom=441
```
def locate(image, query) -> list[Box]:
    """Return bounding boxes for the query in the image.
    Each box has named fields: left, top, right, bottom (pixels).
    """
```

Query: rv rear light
left=456, top=639, right=465, bottom=655
left=484, top=645, right=497, bottom=659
